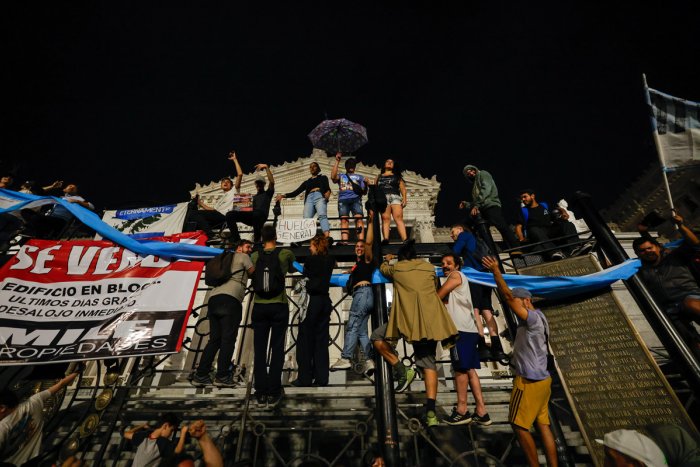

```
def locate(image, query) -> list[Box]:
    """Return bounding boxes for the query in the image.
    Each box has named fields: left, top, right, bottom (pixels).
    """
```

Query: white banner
left=276, top=218, right=317, bottom=243
left=0, top=234, right=205, bottom=365
left=100, top=202, right=189, bottom=240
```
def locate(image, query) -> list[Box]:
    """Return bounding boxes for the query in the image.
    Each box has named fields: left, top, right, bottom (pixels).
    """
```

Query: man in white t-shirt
left=0, top=372, right=79, bottom=466
left=437, top=253, right=491, bottom=426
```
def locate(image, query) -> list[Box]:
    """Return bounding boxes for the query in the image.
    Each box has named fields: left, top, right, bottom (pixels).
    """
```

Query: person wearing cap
left=597, top=429, right=668, bottom=467
left=482, top=256, right=556, bottom=467
left=459, top=165, right=520, bottom=250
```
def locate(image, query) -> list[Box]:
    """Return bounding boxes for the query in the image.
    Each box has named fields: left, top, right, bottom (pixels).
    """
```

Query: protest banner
left=276, top=218, right=317, bottom=243
left=0, top=232, right=205, bottom=365
left=100, top=202, right=189, bottom=240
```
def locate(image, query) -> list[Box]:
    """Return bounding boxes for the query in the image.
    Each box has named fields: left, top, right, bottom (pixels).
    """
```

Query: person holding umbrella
left=375, top=158, right=408, bottom=244
left=276, top=161, right=332, bottom=238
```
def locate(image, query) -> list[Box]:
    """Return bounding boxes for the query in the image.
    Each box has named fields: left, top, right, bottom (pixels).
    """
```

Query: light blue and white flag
left=646, top=86, right=700, bottom=170
left=100, top=202, right=189, bottom=240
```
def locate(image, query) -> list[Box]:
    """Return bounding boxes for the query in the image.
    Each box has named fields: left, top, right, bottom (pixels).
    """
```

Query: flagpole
left=643, top=73, right=676, bottom=213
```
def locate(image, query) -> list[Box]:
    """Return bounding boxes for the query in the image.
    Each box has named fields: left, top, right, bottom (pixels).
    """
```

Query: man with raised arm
left=0, top=372, right=79, bottom=466
left=189, top=151, right=243, bottom=239
left=226, top=158, right=275, bottom=243
left=482, top=256, right=557, bottom=467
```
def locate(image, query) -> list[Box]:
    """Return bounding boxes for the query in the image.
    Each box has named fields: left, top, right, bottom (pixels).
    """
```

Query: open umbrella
left=307, top=118, right=368, bottom=154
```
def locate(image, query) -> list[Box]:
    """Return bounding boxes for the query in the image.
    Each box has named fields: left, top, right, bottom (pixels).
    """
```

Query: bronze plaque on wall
left=521, top=255, right=697, bottom=466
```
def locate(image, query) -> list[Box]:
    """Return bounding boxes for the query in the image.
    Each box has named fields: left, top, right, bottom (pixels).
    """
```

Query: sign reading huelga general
left=0, top=233, right=205, bottom=365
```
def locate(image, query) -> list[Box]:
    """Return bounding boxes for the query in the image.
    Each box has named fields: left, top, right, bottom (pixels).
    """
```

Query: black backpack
left=471, top=236, right=491, bottom=262
left=252, top=250, right=285, bottom=298
left=205, top=250, right=235, bottom=287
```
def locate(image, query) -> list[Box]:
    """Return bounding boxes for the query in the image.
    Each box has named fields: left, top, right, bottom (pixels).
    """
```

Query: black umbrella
left=307, top=118, right=368, bottom=154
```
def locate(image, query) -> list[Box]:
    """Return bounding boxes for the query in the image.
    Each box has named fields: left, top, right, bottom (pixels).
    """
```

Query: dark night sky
left=3, top=3, right=698, bottom=225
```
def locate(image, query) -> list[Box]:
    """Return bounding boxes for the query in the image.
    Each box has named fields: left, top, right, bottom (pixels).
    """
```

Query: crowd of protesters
left=2, top=153, right=699, bottom=467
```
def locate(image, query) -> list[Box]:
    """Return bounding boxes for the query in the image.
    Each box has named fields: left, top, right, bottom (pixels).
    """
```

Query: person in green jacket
left=459, top=164, right=520, bottom=250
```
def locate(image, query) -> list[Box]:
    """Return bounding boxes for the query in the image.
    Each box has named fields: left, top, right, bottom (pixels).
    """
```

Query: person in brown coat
left=371, top=240, right=458, bottom=427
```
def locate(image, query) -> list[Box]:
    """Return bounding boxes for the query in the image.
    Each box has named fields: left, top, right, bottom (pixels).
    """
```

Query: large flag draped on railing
left=0, top=188, right=644, bottom=300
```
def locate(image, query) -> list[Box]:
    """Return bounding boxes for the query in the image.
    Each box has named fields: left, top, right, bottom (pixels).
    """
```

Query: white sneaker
left=330, top=358, right=352, bottom=371
left=364, top=359, right=375, bottom=376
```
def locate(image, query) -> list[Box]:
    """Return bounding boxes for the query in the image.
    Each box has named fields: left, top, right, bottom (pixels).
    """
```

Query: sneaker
left=550, top=251, right=565, bottom=261
left=395, top=367, right=416, bottom=393
left=330, top=358, right=353, bottom=371
left=190, top=373, right=213, bottom=387
left=471, top=412, right=492, bottom=426
left=425, top=410, right=439, bottom=427
left=364, top=359, right=375, bottom=377
left=570, top=241, right=595, bottom=257
left=213, top=375, right=237, bottom=388
left=267, top=391, right=284, bottom=409
left=254, top=393, right=267, bottom=408
left=444, top=407, right=473, bottom=426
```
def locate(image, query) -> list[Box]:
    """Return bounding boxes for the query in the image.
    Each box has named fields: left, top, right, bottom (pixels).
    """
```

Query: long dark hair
left=381, top=159, right=403, bottom=179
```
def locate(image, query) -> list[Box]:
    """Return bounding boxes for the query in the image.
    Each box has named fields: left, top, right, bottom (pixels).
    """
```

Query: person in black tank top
left=331, top=214, right=377, bottom=374
left=375, top=158, right=408, bottom=244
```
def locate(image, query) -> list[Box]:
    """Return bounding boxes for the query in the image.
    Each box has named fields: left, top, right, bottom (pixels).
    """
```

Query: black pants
left=550, top=220, right=579, bottom=255
left=186, top=210, right=225, bottom=237
left=0, top=213, right=22, bottom=246
left=225, top=210, right=266, bottom=243
left=296, top=295, right=332, bottom=386
left=480, top=205, right=519, bottom=249
left=526, top=225, right=560, bottom=257
left=197, top=294, right=243, bottom=379
left=252, top=302, right=289, bottom=396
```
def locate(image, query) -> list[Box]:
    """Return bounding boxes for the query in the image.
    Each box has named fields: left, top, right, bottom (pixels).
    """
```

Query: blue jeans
left=304, top=191, right=330, bottom=233
left=341, top=286, right=373, bottom=359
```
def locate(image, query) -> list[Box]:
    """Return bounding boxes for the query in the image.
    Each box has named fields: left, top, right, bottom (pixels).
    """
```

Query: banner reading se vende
left=0, top=232, right=205, bottom=365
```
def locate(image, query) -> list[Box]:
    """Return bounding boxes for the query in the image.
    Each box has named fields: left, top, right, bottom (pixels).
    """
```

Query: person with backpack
left=293, top=234, right=336, bottom=387
left=450, top=223, right=506, bottom=362
left=331, top=152, right=367, bottom=243
left=191, top=240, right=255, bottom=388
left=250, top=224, right=296, bottom=408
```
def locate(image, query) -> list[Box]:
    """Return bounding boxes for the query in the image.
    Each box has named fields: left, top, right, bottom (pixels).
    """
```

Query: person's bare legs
left=354, top=214, right=365, bottom=240
left=467, top=369, right=487, bottom=416
left=423, top=368, right=438, bottom=400
left=513, top=426, right=540, bottom=467
left=474, top=309, right=485, bottom=338
left=390, top=204, right=407, bottom=241
left=537, top=422, right=558, bottom=467
left=481, top=309, right=499, bottom=337
left=454, top=371, right=469, bottom=414
left=373, top=339, right=399, bottom=366
left=381, top=206, right=392, bottom=241
left=340, top=216, right=350, bottom=241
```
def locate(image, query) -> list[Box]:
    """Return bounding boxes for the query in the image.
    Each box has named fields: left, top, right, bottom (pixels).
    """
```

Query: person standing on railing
left=191, top=239, right=255, bottom=388
left=437, top=253, right=491, bottom=426
left=276, top=161, right=331, bottom=238
left=482, top=256, right=557, bottom=467
left=331, top=152, right=367, bottom=243
left=226, top=157, right=275, bottom=243
left=250, top=224, right=296, bottom=409
left=371, top=240, right=458, bottom=427
left=331, top=211, right=376, bottom=374
left=459, top=164, right=520, bottom=250
left=293, top=235, right=336, bottom=387
left=375, top=158, right=408, bottom=244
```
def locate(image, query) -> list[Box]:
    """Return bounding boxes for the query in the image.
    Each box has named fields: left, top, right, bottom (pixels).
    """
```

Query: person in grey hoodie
left=459, top=164, right=520, bottom=249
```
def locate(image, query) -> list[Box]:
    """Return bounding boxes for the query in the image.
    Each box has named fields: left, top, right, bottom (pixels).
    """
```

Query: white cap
left=595, top=429, right=667, bottom=467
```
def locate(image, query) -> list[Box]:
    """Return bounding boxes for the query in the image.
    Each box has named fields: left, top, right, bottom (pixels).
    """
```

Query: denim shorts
left=338, top=197, right=364, bottom=217
left=385, top=193, right=403, bottom=206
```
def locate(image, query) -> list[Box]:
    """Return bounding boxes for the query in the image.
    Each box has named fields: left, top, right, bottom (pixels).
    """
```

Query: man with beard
left=633, top=213, right=700, bottom=354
